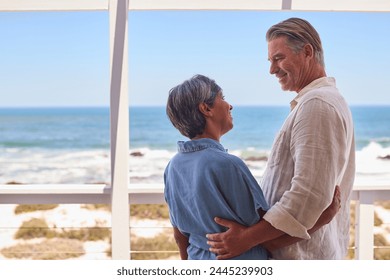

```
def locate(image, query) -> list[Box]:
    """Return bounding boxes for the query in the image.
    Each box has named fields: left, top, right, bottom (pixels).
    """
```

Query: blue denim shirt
left=164, top=138, right=269, bottom=260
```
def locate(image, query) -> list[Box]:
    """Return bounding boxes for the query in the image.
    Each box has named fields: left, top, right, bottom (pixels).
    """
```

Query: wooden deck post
left=109, top=0, right=130, bottom=260
left=355, top=190, right=374, bottom=260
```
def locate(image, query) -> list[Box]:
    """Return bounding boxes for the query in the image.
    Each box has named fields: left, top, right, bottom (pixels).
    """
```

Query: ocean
left=0, top=106, right=389, bottom=185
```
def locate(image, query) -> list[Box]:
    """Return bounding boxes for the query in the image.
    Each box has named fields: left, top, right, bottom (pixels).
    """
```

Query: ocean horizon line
left=1, top=105, right=389, bottom=152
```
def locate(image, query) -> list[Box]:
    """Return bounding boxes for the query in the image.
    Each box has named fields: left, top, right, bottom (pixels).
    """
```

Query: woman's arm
left=262, top=186, right=341, bottom=252
left=173, top=227, right=189, bottom=260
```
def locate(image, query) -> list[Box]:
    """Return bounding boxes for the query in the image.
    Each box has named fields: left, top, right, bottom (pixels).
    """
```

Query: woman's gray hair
left=166, top=74, right=221, bottom=139
left=266, top=17, right=325, bottom=67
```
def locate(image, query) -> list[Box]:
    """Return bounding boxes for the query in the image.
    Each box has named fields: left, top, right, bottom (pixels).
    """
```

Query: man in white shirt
left=207, top=17, right=355, bottom=259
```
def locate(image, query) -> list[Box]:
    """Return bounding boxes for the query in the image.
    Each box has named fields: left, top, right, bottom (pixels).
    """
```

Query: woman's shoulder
left=206, top=148, right=250, bottom=172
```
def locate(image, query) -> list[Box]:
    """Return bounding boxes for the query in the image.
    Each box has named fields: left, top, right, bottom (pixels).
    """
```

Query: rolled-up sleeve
left=264, top=97, right=348, bottom=239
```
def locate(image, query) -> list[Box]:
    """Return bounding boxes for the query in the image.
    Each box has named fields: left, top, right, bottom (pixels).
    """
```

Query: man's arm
left=206, top=218, right=285, bottom=259
left=261, top=186, right=341, bottom=252
left=207, top=186, right=340, bottom=259
left=173, top=227, right=189, bottom=260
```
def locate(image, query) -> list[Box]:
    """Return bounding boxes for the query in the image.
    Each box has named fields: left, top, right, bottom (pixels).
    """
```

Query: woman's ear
left=198, top=103, right=213, bottom=117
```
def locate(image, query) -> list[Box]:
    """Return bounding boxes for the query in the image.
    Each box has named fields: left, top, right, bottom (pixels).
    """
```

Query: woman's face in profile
left=210, top=93, right=234, bottom=136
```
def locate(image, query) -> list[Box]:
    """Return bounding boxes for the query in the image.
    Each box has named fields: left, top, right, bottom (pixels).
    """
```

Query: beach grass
left=375, top=212, right=383, bottom=226
left=1, top=239, right=85, bottom=260
left=377, top=201, right=390, bottom=210
left=15, top=218, right=55, bottom=239
left=14, top=204, right=59, bottom=214
left=14, top=218, right=110, bottom=242
left=82, top=204, right=170, bottom=219
left=130, top=204, right=170, bottom=219
left=105, top=232, right=179, bottom=260
left=58, top=227, right=110, bottom=242
left=130, top=232, right=179, bottom=260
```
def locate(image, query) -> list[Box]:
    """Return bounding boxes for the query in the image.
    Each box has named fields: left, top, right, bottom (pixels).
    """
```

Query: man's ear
left=198, top=103, right=212, bottom=117
left=304, top=43, right=314, bottom=59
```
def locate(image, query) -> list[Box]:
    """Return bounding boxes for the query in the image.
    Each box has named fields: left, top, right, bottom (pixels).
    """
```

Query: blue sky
left=1, top=10, right=390, bottom=107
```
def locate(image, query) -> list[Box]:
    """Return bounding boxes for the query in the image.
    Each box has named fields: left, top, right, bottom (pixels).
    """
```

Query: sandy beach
left=0, top=199, right=389, bottom=260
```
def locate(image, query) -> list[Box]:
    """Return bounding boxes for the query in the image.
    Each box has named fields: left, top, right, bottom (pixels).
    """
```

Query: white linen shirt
left=262, top=77, right=355, bottom=259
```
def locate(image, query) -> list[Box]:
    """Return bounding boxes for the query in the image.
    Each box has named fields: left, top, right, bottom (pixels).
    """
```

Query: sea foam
left=1, top=141, right=389, bottom=186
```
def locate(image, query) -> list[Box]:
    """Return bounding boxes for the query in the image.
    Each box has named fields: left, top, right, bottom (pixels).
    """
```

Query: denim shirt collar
left=177, top=138, right=227, bottom=153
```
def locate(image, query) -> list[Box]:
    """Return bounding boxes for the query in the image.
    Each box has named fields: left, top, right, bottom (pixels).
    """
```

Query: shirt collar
left=290, top=77, right=336, bottom=110
left=177, top=138, right=227, bottom=153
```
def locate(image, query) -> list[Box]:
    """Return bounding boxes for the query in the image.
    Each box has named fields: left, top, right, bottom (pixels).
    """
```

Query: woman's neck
left=191, top=132, right=220, bottom=142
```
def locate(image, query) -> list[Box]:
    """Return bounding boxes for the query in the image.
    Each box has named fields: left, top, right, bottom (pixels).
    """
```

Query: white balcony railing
left=1, top=183, right=390, bottom=260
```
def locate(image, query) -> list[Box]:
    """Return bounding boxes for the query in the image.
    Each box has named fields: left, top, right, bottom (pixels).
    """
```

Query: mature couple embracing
left=163, top=17, right=355, bottom=260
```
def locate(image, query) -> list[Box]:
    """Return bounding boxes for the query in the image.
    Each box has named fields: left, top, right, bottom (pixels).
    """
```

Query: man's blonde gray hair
left=266, top=17, right=325, bottom=67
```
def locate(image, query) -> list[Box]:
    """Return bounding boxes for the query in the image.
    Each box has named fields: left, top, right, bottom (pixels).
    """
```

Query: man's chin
left=280, top=84, right=289, bottom=91
left=280, top=84, right=295, bottom=92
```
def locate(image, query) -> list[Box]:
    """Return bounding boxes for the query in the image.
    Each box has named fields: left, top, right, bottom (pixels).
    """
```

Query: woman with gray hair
left=164, top=74, right=270, bottom=260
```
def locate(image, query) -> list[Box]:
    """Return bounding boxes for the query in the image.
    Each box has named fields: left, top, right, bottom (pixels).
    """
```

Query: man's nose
left=269, top=62, right=278, bottom=75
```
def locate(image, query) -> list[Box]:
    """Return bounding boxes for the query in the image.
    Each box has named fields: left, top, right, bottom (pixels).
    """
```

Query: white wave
left=354, top=141, right=390, bottom=185
left=0, top=142, right=389, bottom=185
left=0, top=149, right=111, bottom=184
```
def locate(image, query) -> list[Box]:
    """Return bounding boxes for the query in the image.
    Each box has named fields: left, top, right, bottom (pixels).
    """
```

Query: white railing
left=1, top=183, right=390, bottom=260
left=351, top=182, right=390, bottom=259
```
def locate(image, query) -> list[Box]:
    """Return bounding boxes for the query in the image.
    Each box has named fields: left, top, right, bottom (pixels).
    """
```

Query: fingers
left=207, top=236, right=232, bottom=259
left=206, top=233, right=222, bottom=242
left=216, top=253, right=233, bottom=260
left=335, top=186, right=341, bottom=201
left=209, top=247, right=233, bottom=260
left=335, top=186, right=341, bottom=198
left=207, top=238, right=232, bottom=260
left=209, top=247, right=225, bottom=255
left=206, top=240, right=225, bottom=249
left=334, top=186, right=340, bottom=198
left=213, top=217, right=234, bottom=228
left=206, top=217, right=238, bottom=260
left=333, top=185, right=341, bottom=211
left=206, top=217, right=233, bottom=242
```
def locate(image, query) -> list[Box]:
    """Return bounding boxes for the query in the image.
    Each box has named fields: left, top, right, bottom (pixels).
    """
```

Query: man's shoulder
left=300, top=85, right=348, bottom=111
left=304, top=84, right=340, bottom=99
